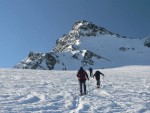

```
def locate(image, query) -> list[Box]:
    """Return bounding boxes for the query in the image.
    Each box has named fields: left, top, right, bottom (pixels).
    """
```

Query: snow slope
left=54, top=35, right=150, bottom=70
left=0, top=66, right=150, bottom=113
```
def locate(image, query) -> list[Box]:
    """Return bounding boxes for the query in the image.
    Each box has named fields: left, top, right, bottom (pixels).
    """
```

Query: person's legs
left=90, top=72, right=92, bottom=77
left=79, top=81, right=83, bottom=95
left=79, top=80, right=87, bottom=95
left=97, top=79, right=100, bottom=88
left=83, top=80, right=86, bottom=94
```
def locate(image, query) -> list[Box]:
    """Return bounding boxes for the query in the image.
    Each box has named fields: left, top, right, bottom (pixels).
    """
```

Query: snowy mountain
left=0, top=66, right=150, bottom=112
left=14, top=20, right=150, bottom=70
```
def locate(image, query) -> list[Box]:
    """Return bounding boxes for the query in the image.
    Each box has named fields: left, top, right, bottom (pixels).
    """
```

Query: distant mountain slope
left=14, top=20, right=150, bottom=70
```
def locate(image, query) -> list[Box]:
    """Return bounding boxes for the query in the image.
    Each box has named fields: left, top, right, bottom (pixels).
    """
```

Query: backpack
left=78, top=71, right=86, bottom=80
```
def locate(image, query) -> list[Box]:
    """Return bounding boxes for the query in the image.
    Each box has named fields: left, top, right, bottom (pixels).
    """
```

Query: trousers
left=79, top=80, right=86, bottom=94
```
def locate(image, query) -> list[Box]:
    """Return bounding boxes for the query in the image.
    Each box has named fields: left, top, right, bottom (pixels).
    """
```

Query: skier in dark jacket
left=76, top=67, right=89, bottom=95
left=88, top=67, right=93, bottom=77
left=93, top=70, right=104, bottom=88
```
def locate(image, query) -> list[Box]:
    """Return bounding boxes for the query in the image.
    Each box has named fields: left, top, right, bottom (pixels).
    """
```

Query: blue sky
left=0, top=0, right=150, bottom=68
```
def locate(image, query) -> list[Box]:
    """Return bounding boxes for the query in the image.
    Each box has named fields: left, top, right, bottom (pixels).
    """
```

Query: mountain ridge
left=14, top=20, right=150, bottom=70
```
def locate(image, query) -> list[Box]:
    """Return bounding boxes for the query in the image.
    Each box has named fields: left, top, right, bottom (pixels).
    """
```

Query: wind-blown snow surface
left=0, top=66, right=150, bottom=113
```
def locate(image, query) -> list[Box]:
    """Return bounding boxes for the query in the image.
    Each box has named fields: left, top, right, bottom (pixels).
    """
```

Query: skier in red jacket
left=76, top=67, right=89, bottom=95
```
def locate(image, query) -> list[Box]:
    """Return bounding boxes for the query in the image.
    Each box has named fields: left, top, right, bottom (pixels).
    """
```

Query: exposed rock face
left=14, top=52, right=57, bottom=70
left=82, top=50, right=101, bottom=66
left=119, top=47, right=135, bottom=51
left=144, top=37, right=150, bottom=47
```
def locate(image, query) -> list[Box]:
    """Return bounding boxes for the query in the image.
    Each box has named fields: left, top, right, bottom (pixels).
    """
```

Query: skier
left=88, top=67, right=93, bottom=77
left=93, top=70, right=104, bottom=88
left=76, top=67, right=89, bottom=95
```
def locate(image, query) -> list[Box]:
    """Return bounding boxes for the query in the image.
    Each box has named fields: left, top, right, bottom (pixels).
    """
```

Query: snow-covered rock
left=14, top=20, right=150, bottom=70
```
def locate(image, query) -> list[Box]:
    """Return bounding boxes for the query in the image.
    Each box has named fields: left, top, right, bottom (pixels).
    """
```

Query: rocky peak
left=72, top=20, right=114, bottom=36
left=53, top=20, right=117, bottom=52
left=72, top=20, right=90, bottom=30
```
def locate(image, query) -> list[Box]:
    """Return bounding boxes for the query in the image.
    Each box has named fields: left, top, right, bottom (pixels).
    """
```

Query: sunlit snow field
left=0, top=66, right=150, bottom=113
